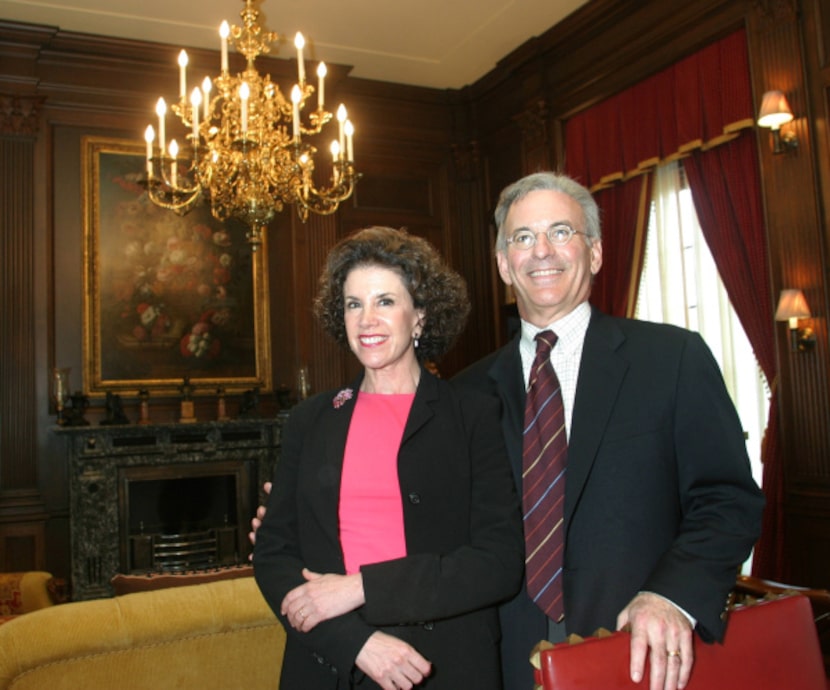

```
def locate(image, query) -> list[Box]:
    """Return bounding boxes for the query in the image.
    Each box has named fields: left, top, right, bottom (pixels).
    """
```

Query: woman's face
left=343, top=264, right=424, bottom=376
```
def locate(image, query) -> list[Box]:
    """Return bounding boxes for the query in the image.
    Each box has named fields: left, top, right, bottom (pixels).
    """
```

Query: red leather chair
left=532, top=594, right=826, bottom=690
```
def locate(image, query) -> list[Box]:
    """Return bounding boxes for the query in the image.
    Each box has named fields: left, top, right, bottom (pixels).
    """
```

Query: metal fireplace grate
left=130, top=526, right=238, bottom=572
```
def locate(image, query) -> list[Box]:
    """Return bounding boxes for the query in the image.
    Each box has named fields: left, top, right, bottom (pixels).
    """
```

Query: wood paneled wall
left=1, top=0, right=829, bottom=589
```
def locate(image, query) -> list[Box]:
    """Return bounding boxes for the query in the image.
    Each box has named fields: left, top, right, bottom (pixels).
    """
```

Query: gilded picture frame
left=82, top=136, right=272, bottom=396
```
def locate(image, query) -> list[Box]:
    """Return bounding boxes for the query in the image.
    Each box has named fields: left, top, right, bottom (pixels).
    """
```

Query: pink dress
left=338, top=392, right=414, bottom=574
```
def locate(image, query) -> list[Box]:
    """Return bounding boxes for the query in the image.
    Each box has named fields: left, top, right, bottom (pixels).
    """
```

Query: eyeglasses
left=505, top=223, right=587, bottom=250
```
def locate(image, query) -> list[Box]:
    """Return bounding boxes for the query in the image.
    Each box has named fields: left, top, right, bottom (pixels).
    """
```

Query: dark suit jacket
left=254, top=369, right=524, bottom=690
left=454, top=308, right=765, bottom=690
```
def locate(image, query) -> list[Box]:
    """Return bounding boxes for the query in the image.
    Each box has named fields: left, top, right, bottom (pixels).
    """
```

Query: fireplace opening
left=129, top=475, right=236, bottom=535
left=119, top=461, right=253, bottom=574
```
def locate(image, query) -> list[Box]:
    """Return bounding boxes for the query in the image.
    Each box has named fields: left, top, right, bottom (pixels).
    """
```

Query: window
left=635, top=161, right=768, bottom=492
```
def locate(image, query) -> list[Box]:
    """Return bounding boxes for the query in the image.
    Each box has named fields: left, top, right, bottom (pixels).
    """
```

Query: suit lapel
left=323, top=377, right=363, bottom=504
left=565, top=309, right=628, bottom=522
left=487, top=336, right=526, bottom=489
left=401, top=369, right=438, bottom=445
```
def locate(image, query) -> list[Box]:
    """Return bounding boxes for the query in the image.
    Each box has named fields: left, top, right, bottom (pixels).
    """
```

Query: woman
left=254, top=227, right=523, bottom=690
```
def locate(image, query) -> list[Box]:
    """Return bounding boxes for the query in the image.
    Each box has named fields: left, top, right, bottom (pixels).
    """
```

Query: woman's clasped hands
left=280, top=567, right=432, bottom=689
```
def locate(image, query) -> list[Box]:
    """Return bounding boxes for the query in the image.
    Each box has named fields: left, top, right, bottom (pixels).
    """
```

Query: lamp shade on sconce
left=757, top=90, right=794, bottom=129
left=775, top=288, right=811, bottom=326
left=775, top=289, right=815, bottom=352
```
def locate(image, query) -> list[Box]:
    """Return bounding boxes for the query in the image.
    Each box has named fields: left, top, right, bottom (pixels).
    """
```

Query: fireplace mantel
left=57, top=418, right=282, bottom=600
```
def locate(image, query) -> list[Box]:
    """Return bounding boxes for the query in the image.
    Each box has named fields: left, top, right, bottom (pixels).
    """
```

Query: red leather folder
left=534, top=595, right=826, bottom=690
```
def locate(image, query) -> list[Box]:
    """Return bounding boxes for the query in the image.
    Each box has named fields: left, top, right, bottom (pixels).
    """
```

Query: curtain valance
left=565, top=29, right=753, bottom=190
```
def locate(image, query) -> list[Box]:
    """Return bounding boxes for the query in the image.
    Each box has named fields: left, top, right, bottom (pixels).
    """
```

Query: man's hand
left=247, top=481, right=271, bottom=559
left=617, top=592, right=694, bottom=690
left=280, top=568, right=365, bottom=632
left=355, top=631, right=432, bottom=690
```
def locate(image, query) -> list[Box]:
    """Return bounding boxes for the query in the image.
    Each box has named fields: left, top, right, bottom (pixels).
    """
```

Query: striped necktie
left=522, top=330, right=567, bottom=621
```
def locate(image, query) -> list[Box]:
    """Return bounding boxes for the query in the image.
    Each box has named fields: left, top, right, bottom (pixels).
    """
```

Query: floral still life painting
left=82, top=136, right=271, bottom=395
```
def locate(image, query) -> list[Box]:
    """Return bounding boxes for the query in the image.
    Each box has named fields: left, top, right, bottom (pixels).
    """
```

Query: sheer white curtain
left=635, top=161, right=768, bottom=490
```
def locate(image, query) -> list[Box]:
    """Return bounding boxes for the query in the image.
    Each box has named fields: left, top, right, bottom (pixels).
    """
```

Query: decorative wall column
left=451, top=139, right=500, bottom=357
left=0, top=94, right=47, bottom=570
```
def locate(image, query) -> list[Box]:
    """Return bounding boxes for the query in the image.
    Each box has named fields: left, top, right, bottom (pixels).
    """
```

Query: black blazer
left=254, top=369, right=524, bottom=690
left=455, top=308, right=765, bottom=690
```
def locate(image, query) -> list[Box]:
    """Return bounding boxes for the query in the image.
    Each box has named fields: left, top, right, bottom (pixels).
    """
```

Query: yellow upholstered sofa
left=0, top=576, right=285, bottom=689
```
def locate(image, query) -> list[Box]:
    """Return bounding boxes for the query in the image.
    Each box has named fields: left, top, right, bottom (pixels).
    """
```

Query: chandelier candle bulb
left=239, top=82, right=250, bottom=133
left=144, top=125, right=154, bottom=175
left=169, top=139, right=179, bottom=187
left=332, top=143, right=341, bottom=184
left=331, top=140, right=340, bottom=176
left=317, top=62, right=326, bottom=108
left=337, top=104, right=347, bottom=158
left=155, top=98, right=167, bottom=155
left=178, top=50, right=188, bottom=100
left=295, top=32, right=306, bottom=83
left=219, top=21, right=229, bottom=72
left=201, top=77, right=212, bottom=119
left=345, top=120, right=354, bottom=161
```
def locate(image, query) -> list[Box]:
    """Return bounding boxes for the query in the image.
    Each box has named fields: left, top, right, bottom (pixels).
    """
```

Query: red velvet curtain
left=564, top=28, right=785, bottom=578
left=683, top=136, right=782, bottom=580
left=591, top=176, right=652, bottom=317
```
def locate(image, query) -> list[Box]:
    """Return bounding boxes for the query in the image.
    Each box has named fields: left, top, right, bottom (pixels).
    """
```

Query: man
left=452, top=171, right=764, bottom=690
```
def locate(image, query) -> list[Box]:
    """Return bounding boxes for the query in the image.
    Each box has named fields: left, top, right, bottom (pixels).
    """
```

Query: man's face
left=496, top=189, right=602, bottom=327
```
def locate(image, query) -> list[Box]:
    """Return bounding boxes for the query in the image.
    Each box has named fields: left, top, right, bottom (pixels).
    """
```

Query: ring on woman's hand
left=666, top=649, right=681, bottom=658
left=299, top=609, right=306, bottom=619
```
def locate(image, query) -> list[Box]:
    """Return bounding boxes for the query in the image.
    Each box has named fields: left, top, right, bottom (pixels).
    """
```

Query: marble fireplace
left=58, top=418, right=281, bottom=600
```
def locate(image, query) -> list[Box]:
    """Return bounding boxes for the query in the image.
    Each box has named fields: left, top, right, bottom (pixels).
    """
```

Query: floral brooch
left=332, top=388, right=354, bottom=409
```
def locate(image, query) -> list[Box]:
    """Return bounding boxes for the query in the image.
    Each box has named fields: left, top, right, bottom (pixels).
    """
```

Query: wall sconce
left=757, top=90, right=798, bottom=154
left=774, top=289, right=815, bottom=352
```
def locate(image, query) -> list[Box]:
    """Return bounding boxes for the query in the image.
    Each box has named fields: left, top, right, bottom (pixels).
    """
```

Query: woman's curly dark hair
left=314, top=226, right=470, bottom=363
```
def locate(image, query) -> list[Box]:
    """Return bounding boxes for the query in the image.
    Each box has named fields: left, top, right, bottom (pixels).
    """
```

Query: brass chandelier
left=143, top=0, right=358, bottom=247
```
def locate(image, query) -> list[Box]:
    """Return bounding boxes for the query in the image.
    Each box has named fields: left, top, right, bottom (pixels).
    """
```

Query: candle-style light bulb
left=316, top=62, right=327, bottom=109
left=344, top=120, right=354, bottom=162
left=294, top=32, right=306, bottom=84
left=201, top=77, right=212, bottom=120
left=168, top=139, right=179, bottom=186
left=336, top=104, right=347, bottom=158
left=190, top=87, right=202, bottom=142
left=330, top=140, right=341, bottom=183
left=155, top=97, right=167, bottom=155
left=178, top=50, right=188, bottom=100
left=219, top=21, right=230, bottom=72
left=144, top=125, right=155, bottom=176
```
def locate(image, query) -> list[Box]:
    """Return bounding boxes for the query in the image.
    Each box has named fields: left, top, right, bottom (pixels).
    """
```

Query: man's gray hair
left=493, top=172, right=601, bottom=252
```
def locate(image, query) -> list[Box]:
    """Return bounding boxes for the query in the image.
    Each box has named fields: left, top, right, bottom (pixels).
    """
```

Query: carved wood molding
left=0, top=95, right=43, bottom=137
left=451, top=140, right=480, bottom=182
left=752, top=0, right=798, bottom=25
left=513, top=100, right=550, bottom=151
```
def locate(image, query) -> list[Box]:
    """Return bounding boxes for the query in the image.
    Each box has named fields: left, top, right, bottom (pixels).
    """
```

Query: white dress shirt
left=519, top=301, right=591, bottom=440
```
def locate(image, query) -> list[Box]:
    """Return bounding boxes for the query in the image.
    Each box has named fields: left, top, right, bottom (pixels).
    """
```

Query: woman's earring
left=413, top=333, right=420, bottom=349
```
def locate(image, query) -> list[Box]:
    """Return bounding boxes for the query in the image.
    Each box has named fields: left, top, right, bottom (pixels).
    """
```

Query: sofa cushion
left=111, top=564, right=253, bottom=595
